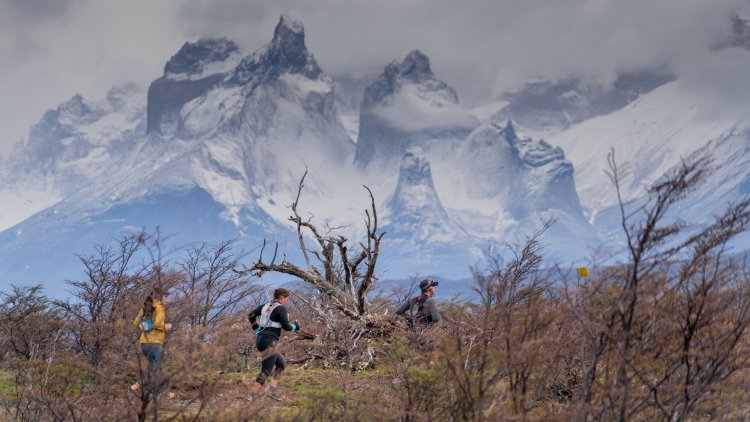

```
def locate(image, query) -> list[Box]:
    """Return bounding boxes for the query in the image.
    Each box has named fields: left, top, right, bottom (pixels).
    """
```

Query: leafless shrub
left=0, top=285, right=65, bottom=362
left=53, top=230, right=152, bottom=367
left=397, top=225, right=561, bottom=421
left=4, top=152, right=750, bottom=421
left=235, top=170, right=390, bottom=370
left=177, top=240, right=259, bottom=330
left=564, top=150, right=750, bottom=421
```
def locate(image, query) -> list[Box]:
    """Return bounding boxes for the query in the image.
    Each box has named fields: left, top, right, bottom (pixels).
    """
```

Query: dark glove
left=292, top=321, right=301, bottom=331
left=248, top=313, right=259, bottom=330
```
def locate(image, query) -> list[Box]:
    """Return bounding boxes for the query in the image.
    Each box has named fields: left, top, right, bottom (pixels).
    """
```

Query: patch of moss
left=0, top=371, right=16, bottom=399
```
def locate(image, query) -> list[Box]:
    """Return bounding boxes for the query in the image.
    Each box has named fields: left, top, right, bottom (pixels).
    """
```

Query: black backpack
left=410, top=294, right=433, bottom=324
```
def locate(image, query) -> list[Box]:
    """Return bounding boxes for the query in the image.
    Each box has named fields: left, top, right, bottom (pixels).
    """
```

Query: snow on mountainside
left=551, top=78, right=750, bottom=225
left=387, top=148, right=466, bottom=243
left=1, top=14, right=596, bottom=287
left=431, top=121, right=594, bottom=263
left=0, top=83, right=145, bottom=231
left=460, top=121, right=582, bottom=220
left=379, top=119, right=593, bottom=274
left=171, top=14, right=356, bottom=225
left=354, top=50, right=478, bottom=170
left=148, top=38, right=240, bottom=134
left=491, top=69, right=675, bottom=135
left=353, top=49, right=590, bottom=265
left=331, top=73, right=378, bottom=142
left=116, top=13, right=355, bottom=227
left=0, top=15, right=363, bottom=286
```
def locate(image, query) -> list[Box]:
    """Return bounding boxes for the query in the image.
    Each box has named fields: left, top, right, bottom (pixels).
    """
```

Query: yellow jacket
left=133, top=299, right=166, bottom=344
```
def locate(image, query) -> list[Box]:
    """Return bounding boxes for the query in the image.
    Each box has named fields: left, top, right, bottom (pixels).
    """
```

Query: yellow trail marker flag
left=577, top=267, right=590, bottom=278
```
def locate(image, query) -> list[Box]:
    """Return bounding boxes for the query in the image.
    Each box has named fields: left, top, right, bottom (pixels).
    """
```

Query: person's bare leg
left=250, top=381, right=263, bottom=395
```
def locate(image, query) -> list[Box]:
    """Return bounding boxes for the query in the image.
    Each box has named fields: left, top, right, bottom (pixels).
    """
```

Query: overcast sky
left=1, top=0, right=748, bottom=156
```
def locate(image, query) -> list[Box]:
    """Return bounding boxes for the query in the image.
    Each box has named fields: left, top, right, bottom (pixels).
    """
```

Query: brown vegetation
left=2, top=154, right=750, bottom=421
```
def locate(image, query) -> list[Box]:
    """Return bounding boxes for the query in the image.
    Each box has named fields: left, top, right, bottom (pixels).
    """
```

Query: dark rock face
left=164, top=38, right=239, bottom=76
left=355, top=50, right=466, bottom=167
left=715, top=13, right=750, bottom=50
left=394, top=50, right=433, bottom=84
left=361, top=49, right=455, bottom=109
left=231, top=14, right=322, bottom=86
left=26, top=109, right=69, bottom=169
left=493, top=69, right=674, bottom=132
left=147, top=38, right=239, bottom=134
left=395, top=149, right=436, bottom=192
left=271, top=15, right=309, bottom=70
left=146, top=73, right=224, bottom=134
left=147, top=16, right=325, bottom=135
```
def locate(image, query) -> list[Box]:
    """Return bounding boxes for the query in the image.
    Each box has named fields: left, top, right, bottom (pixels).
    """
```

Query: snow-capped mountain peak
left=387, top=148, right=465, bottom=242
left=148, top=37, right=240, bottom=134
left=363, top=49, right=458, bottom=109
left=1, top=14, right=604, bottom=287
left=394, top=148, right=437, bottom=190
left=164, top=38, right=240, bottom=80
left=57, top=94, right=97, bottom=122
left=394, top=49, right=433, bottom=84
left=273, top=13, right=306, bottom=51
left=231, top=14, right=322, bottom=86
left=355, top=50, right=475, bottom=168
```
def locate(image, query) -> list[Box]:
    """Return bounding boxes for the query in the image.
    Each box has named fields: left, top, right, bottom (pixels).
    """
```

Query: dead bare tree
left=235, top=170, right=386, bottom=368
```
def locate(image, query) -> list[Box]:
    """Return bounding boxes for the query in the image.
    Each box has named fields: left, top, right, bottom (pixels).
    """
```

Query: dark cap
left=419, top=278, right=438, bottom=292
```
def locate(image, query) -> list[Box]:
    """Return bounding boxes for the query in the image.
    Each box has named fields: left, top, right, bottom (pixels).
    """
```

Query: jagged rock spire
left=231, top=14, right=322, bottom=85
left=389, top=149, right=452, bottom=228
left=355, top=49, right=467, bottom=167
left=397, top=50, right=433, bottom=83
left=272, top=14, right=306, bottom=60
left=164, top=38, right=239, bottom=76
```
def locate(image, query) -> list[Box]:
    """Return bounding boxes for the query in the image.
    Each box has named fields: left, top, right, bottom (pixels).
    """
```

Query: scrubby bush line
left=2, top=152, right=750, bottom=420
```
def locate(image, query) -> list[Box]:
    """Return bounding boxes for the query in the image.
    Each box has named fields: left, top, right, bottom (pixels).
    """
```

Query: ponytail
left=143, top=296, right=155, bottom=319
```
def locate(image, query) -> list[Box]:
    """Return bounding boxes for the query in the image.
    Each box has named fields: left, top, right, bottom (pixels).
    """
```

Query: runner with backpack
left=246, top=287, right=303, bottom=401
left=130, top=286, right=172, bottom=393
left=396, top=278, right=441, bottom=327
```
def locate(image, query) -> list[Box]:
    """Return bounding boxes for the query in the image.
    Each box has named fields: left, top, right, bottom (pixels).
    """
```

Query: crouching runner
left=246, top=288, right=301, bottom=401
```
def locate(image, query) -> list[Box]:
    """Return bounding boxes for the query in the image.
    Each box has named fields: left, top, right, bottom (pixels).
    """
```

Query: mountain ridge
left=4, top=14, right=735, bottom=288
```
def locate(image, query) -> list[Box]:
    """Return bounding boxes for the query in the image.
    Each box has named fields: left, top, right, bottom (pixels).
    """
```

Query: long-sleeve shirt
left=133, top=299, right=166, bottom=344
left=248, top=302, right=296, bottom=341
left=396, top=294, right=441, bottom=324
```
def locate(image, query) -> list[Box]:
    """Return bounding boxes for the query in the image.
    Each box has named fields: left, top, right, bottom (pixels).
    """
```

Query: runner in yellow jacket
left=130, top=287, right=171, bottom=392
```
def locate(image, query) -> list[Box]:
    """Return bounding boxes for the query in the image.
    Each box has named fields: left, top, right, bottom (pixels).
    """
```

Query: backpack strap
left=411, top=294, right=432, bottom=322
left=409, top=294, right=429, bottom=321
left=258, top=301, right=283, bottom=331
